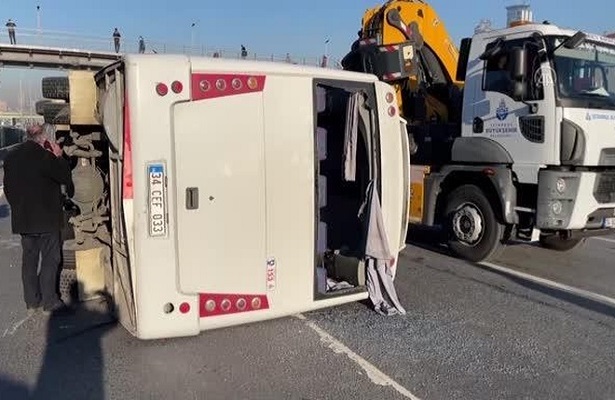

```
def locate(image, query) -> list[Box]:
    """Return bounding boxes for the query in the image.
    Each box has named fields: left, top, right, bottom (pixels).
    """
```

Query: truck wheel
left=43, top=103, right=71, bottom=125
left=538, top=234, right=584, bottom=251
left=42, top=77, right=70, bottom=101
left=444, top=184, right=505, bottom=262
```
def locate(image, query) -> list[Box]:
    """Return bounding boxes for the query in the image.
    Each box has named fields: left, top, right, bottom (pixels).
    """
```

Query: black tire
left=42, top=76, right=70, bottom=101
left=35, top=99, right=52, bottom=115
left=539, top=234, right=585, bottom=251
left=36, top=99, right=66, bottom=116
left=43, top=103, right=71, bottom=125
left=443, top=184, right=506, bottom=262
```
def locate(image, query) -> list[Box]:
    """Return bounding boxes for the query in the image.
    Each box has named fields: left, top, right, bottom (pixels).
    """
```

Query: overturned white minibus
left=40, top=55, right=410, bottom=339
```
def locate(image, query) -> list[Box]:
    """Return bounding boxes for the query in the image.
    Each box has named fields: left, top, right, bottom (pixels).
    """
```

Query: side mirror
left=510, top=47, right=527, bottom=81
left=564, top=31, right=587, bottom=49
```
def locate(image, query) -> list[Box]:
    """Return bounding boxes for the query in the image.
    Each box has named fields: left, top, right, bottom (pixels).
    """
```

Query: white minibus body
left=54, top=55, right=410, bottom=339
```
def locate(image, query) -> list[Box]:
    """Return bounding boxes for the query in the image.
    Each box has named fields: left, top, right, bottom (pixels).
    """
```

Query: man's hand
left=49, top=141, right=64, bottom=158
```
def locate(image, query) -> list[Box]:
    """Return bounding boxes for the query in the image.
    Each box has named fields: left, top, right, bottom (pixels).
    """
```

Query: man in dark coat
left=3, top=124, right=74, bottom=314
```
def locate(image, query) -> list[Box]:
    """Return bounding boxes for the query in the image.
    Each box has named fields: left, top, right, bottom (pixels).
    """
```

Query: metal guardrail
left=0, top=27, right=341, bottom=68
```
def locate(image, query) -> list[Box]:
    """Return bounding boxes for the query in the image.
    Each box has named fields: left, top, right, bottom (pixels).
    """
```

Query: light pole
left=191, top=22, right=197, bottom=50
left=324, top=38, right=330, bottom=57
left=36, top=5, right=41, bottom=35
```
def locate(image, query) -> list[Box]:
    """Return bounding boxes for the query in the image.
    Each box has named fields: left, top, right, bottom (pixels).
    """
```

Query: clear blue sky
left=1, top=0, right=614, bottom=108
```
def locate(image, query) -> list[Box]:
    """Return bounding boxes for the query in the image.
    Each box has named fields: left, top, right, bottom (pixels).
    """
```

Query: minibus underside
left=93, top=62, right=137, bottom=334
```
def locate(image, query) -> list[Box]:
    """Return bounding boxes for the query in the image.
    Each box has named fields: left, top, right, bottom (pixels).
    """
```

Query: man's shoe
left=43, top=300, right=70, bottom=315
left=26, top=306, right=41, bottom=317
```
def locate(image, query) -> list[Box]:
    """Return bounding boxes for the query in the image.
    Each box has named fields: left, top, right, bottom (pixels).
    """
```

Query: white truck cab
left=38, top=55, right=410, bottom=339
left=454, top=24, right=615, bottom=253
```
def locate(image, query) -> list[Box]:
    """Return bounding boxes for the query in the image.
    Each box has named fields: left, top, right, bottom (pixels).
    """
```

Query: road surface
left=1, top=191, right=614, bottom=399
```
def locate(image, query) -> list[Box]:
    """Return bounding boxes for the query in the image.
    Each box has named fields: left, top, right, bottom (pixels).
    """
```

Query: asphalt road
left=1, top=189, right=615, bottom=399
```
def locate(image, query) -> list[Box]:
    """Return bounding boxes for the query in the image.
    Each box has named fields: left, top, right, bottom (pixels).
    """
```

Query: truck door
left=173, top=89, right=267, bottom=295
left=472, top=37, right=558, bottom=183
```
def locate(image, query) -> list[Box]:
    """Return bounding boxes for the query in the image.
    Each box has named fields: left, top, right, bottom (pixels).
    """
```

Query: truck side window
left=483, top=39, right=545, bottom=101
left=484, top=52, right=512, bottom=94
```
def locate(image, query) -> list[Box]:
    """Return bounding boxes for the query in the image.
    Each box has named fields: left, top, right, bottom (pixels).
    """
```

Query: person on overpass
left=113, top=28, right=121, bottom=53
left=6, top=19, right=16, bottom=45
left=2, top=123, right=74, bottom=315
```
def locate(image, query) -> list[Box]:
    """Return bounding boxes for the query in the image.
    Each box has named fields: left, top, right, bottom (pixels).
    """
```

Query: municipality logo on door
left=496, top=99, right=509, bottom=121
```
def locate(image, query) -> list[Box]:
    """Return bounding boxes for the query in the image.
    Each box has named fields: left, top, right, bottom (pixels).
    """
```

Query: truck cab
left=460, top=26, right=615, bottom=249
left=342, top=0, right=615, bottom=261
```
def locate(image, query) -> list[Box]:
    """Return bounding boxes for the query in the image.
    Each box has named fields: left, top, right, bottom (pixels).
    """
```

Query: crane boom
left=361, top=0, right=460, bottom=85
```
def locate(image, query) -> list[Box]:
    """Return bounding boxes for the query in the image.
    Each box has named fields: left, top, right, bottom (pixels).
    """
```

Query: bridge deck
left=0, top=43, right=122, bottom=70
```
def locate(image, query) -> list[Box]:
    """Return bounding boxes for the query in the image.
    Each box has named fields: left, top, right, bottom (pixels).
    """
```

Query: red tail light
left=191, top=73, right=266, bottom=101
left=122, top=95, right=133, bottom=199
left=199, top=293, right=269, bottom=317
left=155, top=83, right=168, bottom=96
left=171, top=80, right=183, bottom=93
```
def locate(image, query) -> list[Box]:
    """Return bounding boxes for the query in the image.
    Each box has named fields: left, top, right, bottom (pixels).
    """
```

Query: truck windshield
left=550, top=36, right=615, bottom=109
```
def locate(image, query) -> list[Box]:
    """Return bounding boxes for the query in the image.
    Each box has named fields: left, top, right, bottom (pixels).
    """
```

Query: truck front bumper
left=536, top=169, right=615, bottom=231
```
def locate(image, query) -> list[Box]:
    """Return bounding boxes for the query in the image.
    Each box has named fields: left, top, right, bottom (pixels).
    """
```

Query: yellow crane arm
left=361, top=0, right=461, bottom=86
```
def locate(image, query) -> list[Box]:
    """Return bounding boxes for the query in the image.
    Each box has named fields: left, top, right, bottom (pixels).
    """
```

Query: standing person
left=2, top=124, right=74, bottom=315
left=138, top=36, right=145, bottom=54
left=112, top=28, right=121, bottom=53
left=6, top=19, right=16, bottom=44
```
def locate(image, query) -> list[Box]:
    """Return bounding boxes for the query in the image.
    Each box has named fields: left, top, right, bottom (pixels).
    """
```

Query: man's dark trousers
left=21, top=233, right=62, bottom=309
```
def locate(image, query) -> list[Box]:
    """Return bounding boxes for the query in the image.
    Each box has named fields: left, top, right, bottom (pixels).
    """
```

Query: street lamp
left=191, top=22, right=197, bottom=49
left=324, top=38, right=330, bottom=57
left=36, top=5, right=41, bottom=35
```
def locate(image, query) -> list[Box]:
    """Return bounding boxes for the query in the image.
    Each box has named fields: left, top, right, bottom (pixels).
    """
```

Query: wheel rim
left=451, top=202, right=484, bottom=246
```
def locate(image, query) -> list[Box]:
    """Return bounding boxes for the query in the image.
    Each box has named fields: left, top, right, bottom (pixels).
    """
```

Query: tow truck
left=342, top=0, right=615, bottom=261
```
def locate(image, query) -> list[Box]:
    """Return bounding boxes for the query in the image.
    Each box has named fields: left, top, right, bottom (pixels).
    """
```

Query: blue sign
left=149, top=164, right=164, bottom=174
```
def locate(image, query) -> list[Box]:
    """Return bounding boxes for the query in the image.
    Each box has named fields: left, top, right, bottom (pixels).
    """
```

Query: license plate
left=148, top=163, right=167, bottom=237
left=605, top=217, right=615, bottom=229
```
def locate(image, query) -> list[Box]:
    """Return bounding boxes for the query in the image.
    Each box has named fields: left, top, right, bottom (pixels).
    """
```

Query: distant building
left=606, top=32, right=615, bottom=39
left=0, top=100, right=8, bottom=113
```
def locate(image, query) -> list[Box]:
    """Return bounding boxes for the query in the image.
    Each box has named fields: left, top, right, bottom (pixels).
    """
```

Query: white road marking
left=591, top=236, right=615, bottom=244
left=2, top=315, right=32, bottom=338
left=479, top=261, right=615, bottom=308
left=295, top=313, right=421, bottom=400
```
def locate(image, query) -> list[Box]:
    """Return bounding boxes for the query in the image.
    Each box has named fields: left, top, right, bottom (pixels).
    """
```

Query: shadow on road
left=0, top=375, right=29, bottom=400
left=405, top=225, right=615, bottom=319
left=0, top=289, right=117, bottom=400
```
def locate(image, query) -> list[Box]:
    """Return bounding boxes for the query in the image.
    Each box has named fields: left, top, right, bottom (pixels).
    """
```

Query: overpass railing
left=1, top=27, right=342, bottom=68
